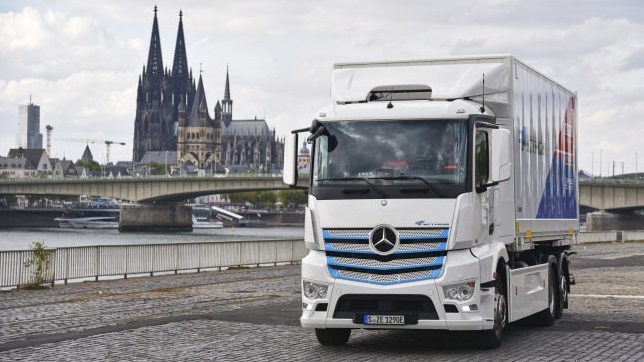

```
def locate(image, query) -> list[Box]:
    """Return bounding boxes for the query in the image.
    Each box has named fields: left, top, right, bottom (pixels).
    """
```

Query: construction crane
left=56, top=138, right=126, bottom=164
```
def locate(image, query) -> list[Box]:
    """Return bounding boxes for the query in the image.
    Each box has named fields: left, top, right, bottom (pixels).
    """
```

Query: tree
left=278, top=189, right=307, bottom=209
left=75, top=159, right=101, bottom=172
left=222, top=191, right=278, bottom=209
left=255, top=191, right=277, bottom=208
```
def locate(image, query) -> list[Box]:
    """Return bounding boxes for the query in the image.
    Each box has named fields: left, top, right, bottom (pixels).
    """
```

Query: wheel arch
left=472, top=240, right=509, bottom=287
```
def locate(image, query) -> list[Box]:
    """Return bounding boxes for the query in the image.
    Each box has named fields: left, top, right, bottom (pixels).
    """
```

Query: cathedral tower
left=132, top=7, right=197, bottom=163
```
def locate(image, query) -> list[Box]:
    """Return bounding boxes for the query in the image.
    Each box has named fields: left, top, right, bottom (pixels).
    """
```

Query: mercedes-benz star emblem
left=369, top=225, right=399, bottom=255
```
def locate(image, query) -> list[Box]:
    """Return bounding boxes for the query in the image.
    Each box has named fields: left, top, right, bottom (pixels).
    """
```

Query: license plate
left=364, top=315, right=405, bottom=325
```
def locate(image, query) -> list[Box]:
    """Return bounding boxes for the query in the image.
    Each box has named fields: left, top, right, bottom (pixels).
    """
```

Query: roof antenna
left=480, top=73, right=486, bottom=113
left=386, top=87, right=394, bottom=109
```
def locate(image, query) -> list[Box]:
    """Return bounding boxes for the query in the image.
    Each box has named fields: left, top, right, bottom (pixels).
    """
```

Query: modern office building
left=16, top=100, right=43, bottom=150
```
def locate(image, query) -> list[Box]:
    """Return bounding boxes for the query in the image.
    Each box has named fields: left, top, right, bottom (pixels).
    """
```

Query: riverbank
left=0, top=209, right=60, bottom=228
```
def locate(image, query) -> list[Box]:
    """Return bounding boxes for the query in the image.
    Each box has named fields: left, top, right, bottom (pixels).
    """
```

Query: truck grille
left=323, top=228, right=448, bottom=285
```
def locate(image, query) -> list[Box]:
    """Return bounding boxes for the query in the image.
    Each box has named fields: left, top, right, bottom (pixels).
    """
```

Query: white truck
left=283, top=55, right=577, bottom=349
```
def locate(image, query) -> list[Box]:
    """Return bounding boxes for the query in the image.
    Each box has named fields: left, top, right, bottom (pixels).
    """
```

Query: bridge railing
left=579, top=178, right=643, bottom=186
left=0, top=173, right=287, bottom=183
left=0, top=239, right=307, bottom=289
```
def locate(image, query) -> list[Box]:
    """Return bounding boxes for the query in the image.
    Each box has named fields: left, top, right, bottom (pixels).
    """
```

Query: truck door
left=474, top=127, right=495, bottom=244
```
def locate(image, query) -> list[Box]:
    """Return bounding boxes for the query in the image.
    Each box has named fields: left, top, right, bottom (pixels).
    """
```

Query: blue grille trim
left=322, top=228, right=449, bottom=285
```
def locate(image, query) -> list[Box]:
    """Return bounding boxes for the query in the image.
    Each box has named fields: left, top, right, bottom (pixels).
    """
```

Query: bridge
left=578, top=179, right=644, bottom=211
left=0, top=176, right=299, bottom=203
left=2, top=176, right=643, bottom=231
left=0, top=175, right=308, bottom=231
left=1, top=177, right=643, bottom=210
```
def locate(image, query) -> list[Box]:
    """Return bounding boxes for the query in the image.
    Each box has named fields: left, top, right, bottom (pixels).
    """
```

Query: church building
left=133, top=7, right=283, bottom=173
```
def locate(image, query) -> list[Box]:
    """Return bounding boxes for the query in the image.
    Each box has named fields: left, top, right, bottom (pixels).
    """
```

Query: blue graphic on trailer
left=537, top=98, right=577, bottom=219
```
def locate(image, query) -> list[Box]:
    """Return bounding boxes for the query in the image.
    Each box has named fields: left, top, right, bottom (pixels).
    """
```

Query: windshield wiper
left=372, top=176, right=445, bottom=197
left=317, top=177, right=389, bottom=198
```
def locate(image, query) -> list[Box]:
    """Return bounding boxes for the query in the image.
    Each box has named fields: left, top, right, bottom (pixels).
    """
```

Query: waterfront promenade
left=0, top=242, right=642, bottom=361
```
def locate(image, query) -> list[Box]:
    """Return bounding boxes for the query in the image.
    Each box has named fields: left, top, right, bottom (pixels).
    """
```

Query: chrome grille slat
left=325, top=229, right=370, bottom=238
left=330, top=243, right=372, bottom=251
left=338, top=269, right=430, bottom=283
left=325, top=228, right=444, bottom=238
left=330, top=242, right=441, bottom=252
left=333, top=257, right=437, bottom=268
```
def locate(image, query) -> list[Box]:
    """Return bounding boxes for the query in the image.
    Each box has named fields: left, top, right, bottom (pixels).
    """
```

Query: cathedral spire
left=146, top=5, right=163, bottom=76
left=224, top=65, right=231, bottom=100
left=172, top=10, right=189, bottom=78
left=221, top=66, right=233, bottom=127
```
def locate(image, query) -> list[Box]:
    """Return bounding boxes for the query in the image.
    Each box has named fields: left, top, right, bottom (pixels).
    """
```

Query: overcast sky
left=1, top=0, right=643, bottom=175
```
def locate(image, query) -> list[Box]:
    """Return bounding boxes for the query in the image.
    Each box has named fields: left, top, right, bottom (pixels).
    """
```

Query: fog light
left=461, top=304, right=478, bottom=312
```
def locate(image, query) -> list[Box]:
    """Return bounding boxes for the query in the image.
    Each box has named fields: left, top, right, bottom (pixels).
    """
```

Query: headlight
left=303, top=280, right=328, bottom=300
left=443, top=280, right=476, bottom=302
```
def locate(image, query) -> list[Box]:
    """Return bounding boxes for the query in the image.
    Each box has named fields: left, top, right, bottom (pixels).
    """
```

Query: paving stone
left=0, top=243, right=642, bottom=361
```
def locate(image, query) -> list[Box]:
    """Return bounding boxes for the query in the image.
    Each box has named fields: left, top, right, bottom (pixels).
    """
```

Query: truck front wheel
left=479, top=267, right=507, bottom=349
left=315, top=328, right=351, bottom=345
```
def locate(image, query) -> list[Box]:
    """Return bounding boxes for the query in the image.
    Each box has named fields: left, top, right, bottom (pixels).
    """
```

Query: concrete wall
left=119, top=203, right=192, bottom=232
left=578, top=230, right=644, bottom=243
left=586, top=211, right=644, bottom=231
left=0, top=209, right=60, bottom=227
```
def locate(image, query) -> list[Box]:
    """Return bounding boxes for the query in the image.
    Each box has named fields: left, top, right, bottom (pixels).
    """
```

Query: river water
left=0, top=226, right=305, bottom=251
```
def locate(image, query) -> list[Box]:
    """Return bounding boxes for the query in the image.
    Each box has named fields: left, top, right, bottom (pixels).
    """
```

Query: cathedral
left=133, top=7, right=283, bottom=173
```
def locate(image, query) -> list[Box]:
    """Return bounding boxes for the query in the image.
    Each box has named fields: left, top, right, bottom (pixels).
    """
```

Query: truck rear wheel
left=479, top=266, right=507, bottom=349
left=315, top=328, right=351, bottom=345
left=555, top=272, right=567, bottom=319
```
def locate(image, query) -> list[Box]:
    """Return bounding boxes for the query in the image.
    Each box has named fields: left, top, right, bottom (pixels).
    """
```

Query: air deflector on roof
left=368, top=84, right=433, bottom=102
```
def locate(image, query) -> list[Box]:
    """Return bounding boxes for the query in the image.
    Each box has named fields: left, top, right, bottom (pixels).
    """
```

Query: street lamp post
left=636, top=151, right=639, bottom=182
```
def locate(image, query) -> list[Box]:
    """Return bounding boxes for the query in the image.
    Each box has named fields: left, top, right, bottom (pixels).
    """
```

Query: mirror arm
left=476, top=181, right=499, bottom=193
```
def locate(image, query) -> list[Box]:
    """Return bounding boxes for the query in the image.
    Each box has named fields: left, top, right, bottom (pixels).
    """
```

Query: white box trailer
left=283, top=55, right=578, bottom=349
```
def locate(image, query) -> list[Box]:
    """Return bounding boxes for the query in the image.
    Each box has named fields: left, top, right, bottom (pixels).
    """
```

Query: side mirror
left=490, top=128, right=512, bottom=183
left=282, top=133, right=299, bottom=186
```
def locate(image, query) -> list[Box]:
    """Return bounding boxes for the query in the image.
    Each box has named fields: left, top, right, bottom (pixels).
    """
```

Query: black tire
left=479, top=266, right=507, bottom=349
left=554, top=270, right=567, bottom=319
left=534, top=267, right=556, bottom=326
left=315, top=328, right=351, bottom=346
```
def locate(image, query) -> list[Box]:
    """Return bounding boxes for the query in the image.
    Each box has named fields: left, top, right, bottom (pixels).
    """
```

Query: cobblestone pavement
left=0, top=242, right=642, bottom=361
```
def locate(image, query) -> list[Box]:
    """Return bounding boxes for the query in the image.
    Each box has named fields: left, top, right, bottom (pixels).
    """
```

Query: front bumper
left=300, top=248, right=495, bottom=331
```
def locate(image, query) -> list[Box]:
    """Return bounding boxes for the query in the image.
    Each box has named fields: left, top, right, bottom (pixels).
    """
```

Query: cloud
left=1, top=1, right=644, bottom=170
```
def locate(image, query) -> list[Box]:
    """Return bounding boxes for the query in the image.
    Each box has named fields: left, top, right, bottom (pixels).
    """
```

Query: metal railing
left=0, top=239, right=307, bottom=289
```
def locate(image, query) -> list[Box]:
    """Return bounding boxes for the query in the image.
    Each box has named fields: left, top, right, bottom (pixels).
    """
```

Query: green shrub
left=23, top=241, right=53, bottom=289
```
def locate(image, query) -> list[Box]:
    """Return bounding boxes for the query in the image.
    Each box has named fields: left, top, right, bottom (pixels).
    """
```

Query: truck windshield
left=311, top=119, right=468, bottom=199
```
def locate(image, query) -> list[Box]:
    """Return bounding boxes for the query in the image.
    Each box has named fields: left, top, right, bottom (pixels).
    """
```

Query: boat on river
left=54, top=207, right=120, bottom=229
left=191, top=205, right=224, bottom=229
left=55, top=204, right=241, bottom=229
